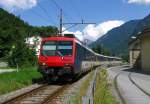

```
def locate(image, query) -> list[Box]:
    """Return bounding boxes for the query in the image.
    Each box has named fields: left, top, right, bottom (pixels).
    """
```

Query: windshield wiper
left=56, top=51, right=64, bottom=57
left=42, top=51, right=47, bottom=56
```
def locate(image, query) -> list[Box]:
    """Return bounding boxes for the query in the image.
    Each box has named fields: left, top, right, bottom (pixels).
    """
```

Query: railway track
left=114, top=71, right=150, bottom=104
left=1, top=67, right=96, bottom=104
left=2, top=84, right=70, bottom=104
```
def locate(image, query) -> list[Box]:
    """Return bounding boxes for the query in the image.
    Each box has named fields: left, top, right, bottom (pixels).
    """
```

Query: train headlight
left=65, top=64, right=69, bottom=66
left=64, top=64, right=72, bottom=69
left=39, top=62, right=47, bottom=69
left=42, top=63, right=46, bottom=66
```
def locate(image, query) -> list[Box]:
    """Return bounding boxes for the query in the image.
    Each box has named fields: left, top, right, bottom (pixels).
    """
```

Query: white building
left=25, top=36, right=42, bottom=56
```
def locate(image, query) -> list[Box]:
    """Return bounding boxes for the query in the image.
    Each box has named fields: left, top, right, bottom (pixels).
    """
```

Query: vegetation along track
left=2, top=83, right=70, bottom=104
left=114, top=71, right=150, bottom=104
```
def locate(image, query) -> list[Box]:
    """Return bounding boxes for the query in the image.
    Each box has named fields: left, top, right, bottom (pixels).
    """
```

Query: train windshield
left=42, top=41, right=73, bottom=56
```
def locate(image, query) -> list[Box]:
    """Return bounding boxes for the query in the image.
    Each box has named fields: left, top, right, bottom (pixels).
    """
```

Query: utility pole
left=59, top=9, right=95, bottom=36
left=59, top=9, right=63, bottom=36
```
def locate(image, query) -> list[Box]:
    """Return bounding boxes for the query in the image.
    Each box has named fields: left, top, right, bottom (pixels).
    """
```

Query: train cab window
left=57, top=41, right=73, bottom=56
left=42, top=41, right=57, bottom=56
left=41, top=41, right=73, bottom=56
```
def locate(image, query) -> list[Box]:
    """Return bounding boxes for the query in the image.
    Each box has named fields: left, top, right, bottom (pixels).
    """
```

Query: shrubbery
left=8, top=43, right=37, bottom=67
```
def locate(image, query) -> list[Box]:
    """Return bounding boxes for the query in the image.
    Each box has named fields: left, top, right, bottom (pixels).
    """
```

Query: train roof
left=42, top=36, right=86, bottom=47
left=41, top=36, right=122, bottom=60
left=42, top=36, right=76, bottom=41
left=95, top=53, right=122, bottom=59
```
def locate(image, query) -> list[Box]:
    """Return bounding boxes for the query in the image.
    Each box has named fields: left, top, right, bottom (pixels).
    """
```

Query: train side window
left=76, top=44, right=80, bottom=59
left=76, top=43, right=84, bottom=60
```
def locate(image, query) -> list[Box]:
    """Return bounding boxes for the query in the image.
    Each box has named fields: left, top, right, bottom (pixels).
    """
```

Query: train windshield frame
left=42, top=41, right=73, bottom=56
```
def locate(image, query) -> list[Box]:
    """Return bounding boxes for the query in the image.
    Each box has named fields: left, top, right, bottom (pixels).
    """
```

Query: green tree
left=0, top=8, right=58, bottom=67
left=92, top=45, right=102, bottom=54
left=92, top=45, right=111, bottom=56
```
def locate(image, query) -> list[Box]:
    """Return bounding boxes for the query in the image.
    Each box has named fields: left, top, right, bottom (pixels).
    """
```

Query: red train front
left=38, top=37, right=76, bottom=80
left=38, top=36, right=122, bottom=81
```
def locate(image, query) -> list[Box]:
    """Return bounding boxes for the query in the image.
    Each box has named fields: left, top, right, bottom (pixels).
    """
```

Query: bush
left=8, top=43, right=37, bottom=68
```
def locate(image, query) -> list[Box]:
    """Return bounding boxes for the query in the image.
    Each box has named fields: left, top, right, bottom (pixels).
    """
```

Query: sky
left=0, top=0, right=150, bottom=41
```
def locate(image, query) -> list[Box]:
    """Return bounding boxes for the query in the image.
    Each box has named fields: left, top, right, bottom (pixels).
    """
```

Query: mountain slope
left=91, top=14, right=150, bottom=57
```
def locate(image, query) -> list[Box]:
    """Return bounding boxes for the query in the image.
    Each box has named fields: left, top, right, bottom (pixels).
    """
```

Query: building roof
left=129, top=27, right=150, bottom=45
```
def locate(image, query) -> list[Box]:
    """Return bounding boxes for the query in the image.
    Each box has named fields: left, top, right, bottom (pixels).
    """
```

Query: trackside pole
left=17, top=63, right=19, bottom=72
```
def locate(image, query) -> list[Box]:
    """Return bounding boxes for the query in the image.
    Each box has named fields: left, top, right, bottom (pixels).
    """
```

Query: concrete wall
left=129, top=39, right=141, bottom=69
left=141, top=35, right=150, bottom=71
left=130, top=50, right=141, bottom=68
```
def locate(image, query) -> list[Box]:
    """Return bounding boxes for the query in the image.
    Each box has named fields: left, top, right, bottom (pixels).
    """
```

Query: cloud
left=0, top=0, right=37, bottom=11
left=62, top=27, right=84, bottom=41
left=83, top=20, right=125, bottom=41
left=62, top=20, right=125, bottom=42
left=126, top=0, right=150, bottom=5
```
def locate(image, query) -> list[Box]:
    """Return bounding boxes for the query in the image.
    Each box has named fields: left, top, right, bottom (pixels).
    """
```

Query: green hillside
left=90, top=14, right=150, bottom=60
left=0, top=8, right=58, bottom=66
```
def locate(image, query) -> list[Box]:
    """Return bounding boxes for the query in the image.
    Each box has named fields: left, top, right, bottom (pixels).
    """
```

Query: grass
left=94, top=69, right=119, bottom=104
left=0, top=67, right=42, bottom=95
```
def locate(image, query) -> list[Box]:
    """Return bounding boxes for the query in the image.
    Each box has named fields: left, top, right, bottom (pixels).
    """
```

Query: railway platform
left=130, top=72, right=150, bottom=96
left=108, top=66, right=150, bottom=104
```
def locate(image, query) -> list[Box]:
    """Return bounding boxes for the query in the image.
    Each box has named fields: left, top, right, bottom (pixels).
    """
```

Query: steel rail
left=2, top=84, right=48, bottom=104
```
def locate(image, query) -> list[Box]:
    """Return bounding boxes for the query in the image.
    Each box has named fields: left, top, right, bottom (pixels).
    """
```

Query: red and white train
left=38, top=35, right=122, bottom=80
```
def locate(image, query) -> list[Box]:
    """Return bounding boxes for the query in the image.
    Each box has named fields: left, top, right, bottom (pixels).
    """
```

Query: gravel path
left=62, top=70, right=96, bottom=104
left=61, top=66, right=106, bottom=104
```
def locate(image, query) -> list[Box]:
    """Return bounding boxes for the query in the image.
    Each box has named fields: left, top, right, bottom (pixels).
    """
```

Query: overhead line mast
left=59, top=9, right=96, bottom=36
left=59, top=9, right=63, bottom=36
